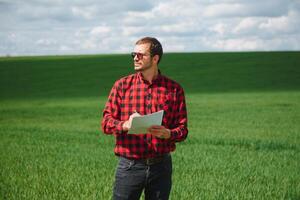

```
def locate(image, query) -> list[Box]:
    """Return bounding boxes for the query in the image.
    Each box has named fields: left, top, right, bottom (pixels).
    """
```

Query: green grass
left=1, top=52, right=299, bottom=99
left=0, top=52, right=300, bottom=199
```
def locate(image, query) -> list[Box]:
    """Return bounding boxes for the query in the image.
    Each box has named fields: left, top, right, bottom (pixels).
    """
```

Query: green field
left=0, top=52, right=299, bottom=199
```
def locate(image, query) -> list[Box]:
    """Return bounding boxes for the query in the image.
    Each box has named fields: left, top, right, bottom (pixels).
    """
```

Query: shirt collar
left=137, top=69, right=162, bottom=84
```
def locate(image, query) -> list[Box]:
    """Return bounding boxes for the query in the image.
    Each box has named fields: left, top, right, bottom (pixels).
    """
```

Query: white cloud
left=211, top=38, right=261, bottom=51
left=71, top=6, right=95, bottom=20
left=203, top=3, right=243, bottom=18
left=259, top=17, right=290, bottom=34
left=59, top=45, right=72, bottom=51
left=210, top=23, right=228, bottom=35
left=90, top=26, right=111, bottom=36
left=203, top=0, right=289, bottom=18
left=233, top=18, right=259, bottom=34
left=36, top=39, right=57, bottom=46
left=0, top=0, right=299, bottom=56
left=122, top=26, right=145, bottom=37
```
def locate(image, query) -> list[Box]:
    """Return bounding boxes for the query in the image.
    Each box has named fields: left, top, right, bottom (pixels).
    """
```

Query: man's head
left=132, top=37, right=163, bottom=72
left=135, top=37, right=163, bottom=64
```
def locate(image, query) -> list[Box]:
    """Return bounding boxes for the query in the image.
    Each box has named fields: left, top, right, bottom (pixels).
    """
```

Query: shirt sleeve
left=169, top=87, right=188, bottom=142
left=101, top=81, right=125, bottom=135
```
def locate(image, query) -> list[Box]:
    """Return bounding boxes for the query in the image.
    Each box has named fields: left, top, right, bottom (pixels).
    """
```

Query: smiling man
left=101, top=37, right=188, bottom=200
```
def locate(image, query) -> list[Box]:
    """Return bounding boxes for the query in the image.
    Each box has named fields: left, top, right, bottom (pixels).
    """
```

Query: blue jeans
left=113, top=155, right=172, bottom=200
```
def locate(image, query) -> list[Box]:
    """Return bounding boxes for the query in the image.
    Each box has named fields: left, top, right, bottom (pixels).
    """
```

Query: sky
left=1, top=0, right=300, bottom=56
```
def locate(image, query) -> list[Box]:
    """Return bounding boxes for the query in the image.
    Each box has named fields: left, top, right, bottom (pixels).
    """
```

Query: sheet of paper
left=128, top=110, right=164, bottom=134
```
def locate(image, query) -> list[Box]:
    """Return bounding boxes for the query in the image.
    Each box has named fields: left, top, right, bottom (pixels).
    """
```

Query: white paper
left=128, top=110, right=164, bottom=134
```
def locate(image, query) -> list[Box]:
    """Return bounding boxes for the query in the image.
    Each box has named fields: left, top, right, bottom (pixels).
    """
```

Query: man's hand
left=148, top=125, right=171, bottom=139
left=122, top=112, right=141, bottom=131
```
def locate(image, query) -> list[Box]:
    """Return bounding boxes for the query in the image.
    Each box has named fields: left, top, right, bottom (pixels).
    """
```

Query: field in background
left=0, top=52, right=299, bottom=199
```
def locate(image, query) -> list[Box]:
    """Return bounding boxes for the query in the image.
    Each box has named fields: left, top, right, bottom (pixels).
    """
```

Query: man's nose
left=134, top=55, right=139, bottom=61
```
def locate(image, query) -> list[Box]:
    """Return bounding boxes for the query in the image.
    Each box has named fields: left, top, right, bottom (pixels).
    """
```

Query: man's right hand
left=122, top=112, right=141, bottom=131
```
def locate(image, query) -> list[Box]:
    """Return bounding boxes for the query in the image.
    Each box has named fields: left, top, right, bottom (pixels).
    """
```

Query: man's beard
left=134, top=61, right=152, bottom=72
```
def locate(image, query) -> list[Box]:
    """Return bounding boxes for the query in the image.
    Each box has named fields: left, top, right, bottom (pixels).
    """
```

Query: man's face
left=133, top=43, right=153, bottom=72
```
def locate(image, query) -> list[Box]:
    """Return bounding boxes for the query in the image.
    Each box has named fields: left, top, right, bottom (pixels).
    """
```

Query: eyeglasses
left=131, top=52, right=150, bottom=60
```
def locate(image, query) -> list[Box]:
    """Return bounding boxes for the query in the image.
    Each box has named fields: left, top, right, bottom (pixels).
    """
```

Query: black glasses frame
left=131, top=52, right=151, bottom=59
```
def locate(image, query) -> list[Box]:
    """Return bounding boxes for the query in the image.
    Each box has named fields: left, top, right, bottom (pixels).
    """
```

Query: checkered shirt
left=101, top=71, right=188, bottom=159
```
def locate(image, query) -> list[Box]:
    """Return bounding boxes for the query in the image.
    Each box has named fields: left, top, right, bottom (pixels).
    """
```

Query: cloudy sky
left=1, top=0, right=300, bottom=56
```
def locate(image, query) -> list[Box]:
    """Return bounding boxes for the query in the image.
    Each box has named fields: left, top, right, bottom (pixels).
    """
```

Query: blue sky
left=1, top=0, right=300, bottom=56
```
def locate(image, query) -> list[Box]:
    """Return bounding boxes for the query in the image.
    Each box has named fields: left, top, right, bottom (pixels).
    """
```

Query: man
left=101, top=37, right=188, bottom=200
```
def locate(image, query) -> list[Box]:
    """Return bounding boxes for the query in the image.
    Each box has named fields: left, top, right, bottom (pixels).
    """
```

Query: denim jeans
left=113, top=155, right=172, bottom=200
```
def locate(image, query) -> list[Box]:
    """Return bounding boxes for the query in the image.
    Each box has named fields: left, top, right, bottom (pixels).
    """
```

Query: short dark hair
left=136, top=37, right=163, bottom=64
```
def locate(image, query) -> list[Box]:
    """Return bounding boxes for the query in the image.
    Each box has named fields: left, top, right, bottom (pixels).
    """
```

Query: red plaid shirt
left=101, top=71, right=188, bottom=159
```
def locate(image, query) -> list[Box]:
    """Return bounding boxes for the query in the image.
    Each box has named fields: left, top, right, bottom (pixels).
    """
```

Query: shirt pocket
left=157, top=92, right=176, bottom=122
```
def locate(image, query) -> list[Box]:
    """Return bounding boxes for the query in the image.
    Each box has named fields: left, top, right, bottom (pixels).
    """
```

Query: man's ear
left=153, top=55, right=159, bottom=64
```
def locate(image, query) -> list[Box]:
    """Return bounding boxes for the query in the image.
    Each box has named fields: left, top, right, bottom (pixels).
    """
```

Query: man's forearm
left=169, top=125, right=188, bottom=142
left=102, top=113, right=124, bottom=135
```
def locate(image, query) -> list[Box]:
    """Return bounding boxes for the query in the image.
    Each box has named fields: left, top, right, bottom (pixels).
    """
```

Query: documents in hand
left=128, top=110, right=164, bottom=134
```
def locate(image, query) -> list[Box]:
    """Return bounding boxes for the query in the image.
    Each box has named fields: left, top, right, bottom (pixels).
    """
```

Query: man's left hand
left=148, top=125, right=171, bottom=139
